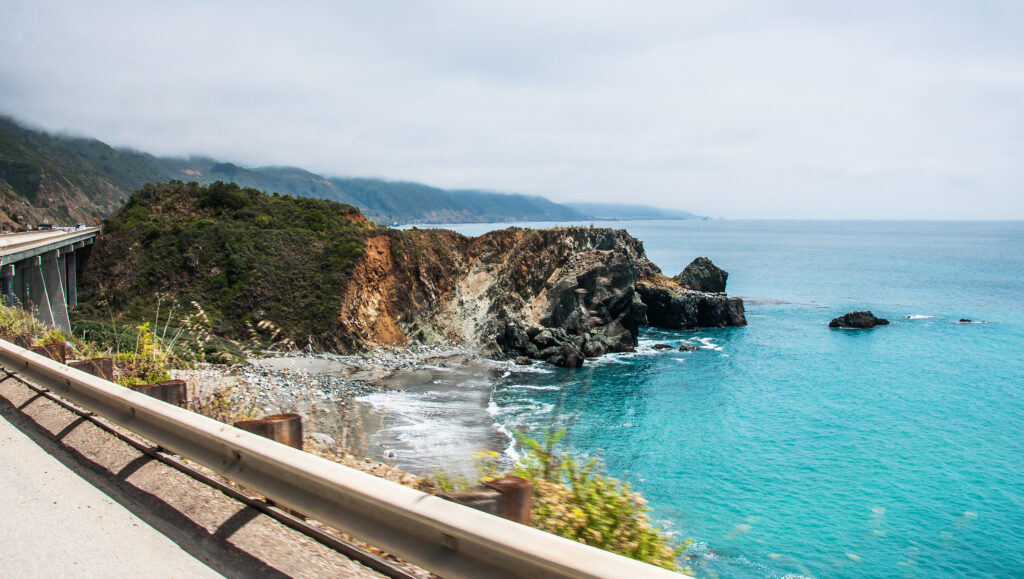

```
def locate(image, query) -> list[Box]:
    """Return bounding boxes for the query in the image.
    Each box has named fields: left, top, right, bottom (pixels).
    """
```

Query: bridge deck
left=0, top=228, right=100, bottom=266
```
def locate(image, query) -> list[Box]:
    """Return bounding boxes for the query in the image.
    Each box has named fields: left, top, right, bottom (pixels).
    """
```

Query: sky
left=2, top=1, right=1023, bottom=219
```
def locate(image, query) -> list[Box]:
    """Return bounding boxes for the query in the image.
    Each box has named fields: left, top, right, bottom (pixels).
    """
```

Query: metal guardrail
left=0, top=340, right=684, bottom=578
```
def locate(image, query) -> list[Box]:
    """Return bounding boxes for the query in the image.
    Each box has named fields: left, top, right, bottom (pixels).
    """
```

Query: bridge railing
left=0, top=340, right=684, bottom=579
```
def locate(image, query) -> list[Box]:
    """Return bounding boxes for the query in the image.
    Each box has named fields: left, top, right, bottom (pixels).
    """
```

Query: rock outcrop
left=829, top=311, right=889, bottom=329
left=635, top=274, right=746, bottom=330
left=344, top=228, right=746, bottom=366
left=674, top=257, right=728, bottom=293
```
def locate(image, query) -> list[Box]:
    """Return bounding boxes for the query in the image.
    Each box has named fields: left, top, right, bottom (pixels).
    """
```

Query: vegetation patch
left=437, top=430, right=689, bottom=572
left=78, top=180, right=377, bottom=350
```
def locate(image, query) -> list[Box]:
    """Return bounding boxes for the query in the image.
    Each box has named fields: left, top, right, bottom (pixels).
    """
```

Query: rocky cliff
left=82, top=183, right=745, bottom=366
left=335, top=227, right=745, bottom=366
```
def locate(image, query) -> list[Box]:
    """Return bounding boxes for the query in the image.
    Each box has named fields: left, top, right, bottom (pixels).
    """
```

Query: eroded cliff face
left=338, top=227, right=746, bottom=366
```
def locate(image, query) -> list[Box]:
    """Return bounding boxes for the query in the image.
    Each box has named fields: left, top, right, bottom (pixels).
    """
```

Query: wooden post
left=234, top=413, right=304, bottom=449
left=234, top=413, right=305, bottom=517
left=68, top=357, right=114, bottom=381
left=484, top=475, right=534, bottom=525
left=30, top=344, right=67, bottom=364
left=130, top=379, right=188, bottom=407
left=441, top=488, right=501, bottom=517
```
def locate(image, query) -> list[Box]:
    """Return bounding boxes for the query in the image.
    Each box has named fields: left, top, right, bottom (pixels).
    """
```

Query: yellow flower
left=572, top=508, right=584, bottom=517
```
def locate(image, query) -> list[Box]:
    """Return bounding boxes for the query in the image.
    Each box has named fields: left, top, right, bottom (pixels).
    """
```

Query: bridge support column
left=43, top=250, right=71, bottom=333
left=0, top=264, right=14, bottom=307
left=67, top=243, right=81, bottom=308
left=24, top=256, right=47, bottom=323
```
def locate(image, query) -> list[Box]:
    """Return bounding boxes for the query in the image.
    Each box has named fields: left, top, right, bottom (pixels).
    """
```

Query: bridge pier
left=1, top=264, right=14, bottom=306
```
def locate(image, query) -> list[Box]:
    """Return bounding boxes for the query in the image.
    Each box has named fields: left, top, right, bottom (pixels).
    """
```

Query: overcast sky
left=2, top=1, right=1022, bottom=219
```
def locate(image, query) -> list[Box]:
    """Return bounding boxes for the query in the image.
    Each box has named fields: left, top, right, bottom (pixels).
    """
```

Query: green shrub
left=451, top=431, right=687, bottom=572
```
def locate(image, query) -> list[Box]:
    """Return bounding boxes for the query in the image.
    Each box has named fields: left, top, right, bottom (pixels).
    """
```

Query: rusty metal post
left=130, top=379, right=188, bottom=408
left=234, top=413, right=304, bottom=450
left=484, top=476, right=534, bottom=525
left=68, top=357, right=114, bottom=381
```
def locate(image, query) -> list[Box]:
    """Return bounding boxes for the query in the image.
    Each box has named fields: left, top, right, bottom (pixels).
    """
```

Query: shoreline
left=172, top=343, right=496, bottom=471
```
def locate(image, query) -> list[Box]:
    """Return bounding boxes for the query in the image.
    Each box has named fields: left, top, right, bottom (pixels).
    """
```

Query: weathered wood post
left=30, top=344, right=67, bottom=364
left=233, top=413, right=305, bottom=517
left=130, top=379, right=188, bottom=407
left=233, top=413, right=304, bottom=449
left=68, top=357, right=114, bottom=381
left=484, top=475, right=534, bottom=525
left=443, top=475, right=534, bottom=525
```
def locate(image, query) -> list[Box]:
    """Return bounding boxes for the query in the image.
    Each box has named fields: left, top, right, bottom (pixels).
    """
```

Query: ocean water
left=359, top=220, right=1024, bottom=578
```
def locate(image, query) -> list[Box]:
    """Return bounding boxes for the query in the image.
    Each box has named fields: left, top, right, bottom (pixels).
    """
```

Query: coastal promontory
left=80, top=181, right=746, bottom=366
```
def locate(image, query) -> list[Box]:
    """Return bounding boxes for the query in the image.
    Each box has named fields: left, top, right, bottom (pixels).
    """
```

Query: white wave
left=494, top=423, right=520, bottom=461
left=905, top=314, right=935, bottom=320
left=493, top=402, right=555, bottom=415
left=506, top=364, right=554, bottom=374
left=696, top=337, right=724, bottom=351
left=502, top=384, right=561, bottom=391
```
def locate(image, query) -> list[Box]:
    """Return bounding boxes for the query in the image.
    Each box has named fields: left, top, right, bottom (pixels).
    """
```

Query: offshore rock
left=829, top=311, right=890, bottom=329
left=674, top=257, right=729, bottom=293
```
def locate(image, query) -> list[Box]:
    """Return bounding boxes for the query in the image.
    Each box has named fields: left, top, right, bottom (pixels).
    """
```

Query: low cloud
left=2, top=0, right=1022, bottom=218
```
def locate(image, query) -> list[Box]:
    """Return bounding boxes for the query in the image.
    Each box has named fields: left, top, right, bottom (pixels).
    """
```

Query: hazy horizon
left=2, top=1, right=1022, bottom=220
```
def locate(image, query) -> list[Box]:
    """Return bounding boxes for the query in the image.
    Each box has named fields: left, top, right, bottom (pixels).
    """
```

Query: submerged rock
left=674, top=257, right=729, bottom=293
left=829, top=311, right=890, bottom=329
left=652, top=343, right=674, bottom=350
left=678, top=343, right=699, bottom=352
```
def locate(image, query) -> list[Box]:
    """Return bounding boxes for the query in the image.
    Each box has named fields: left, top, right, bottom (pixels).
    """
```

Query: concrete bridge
left=0, top=227, right=99, bottom=332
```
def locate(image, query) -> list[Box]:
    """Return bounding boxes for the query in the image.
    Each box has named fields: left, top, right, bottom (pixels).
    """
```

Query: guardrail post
left=30, top=344, right=67, bottom=364
left=68, top=357, right=114, bottom=381
left=130, top=379, right=187, bottom=408
left=442, top=476, right=533, bottom=525
left=484, top=476, right=534, bottom=525
left=441, top=488, right=501, bottom=517
left=234, top=413, right=304, bottom=450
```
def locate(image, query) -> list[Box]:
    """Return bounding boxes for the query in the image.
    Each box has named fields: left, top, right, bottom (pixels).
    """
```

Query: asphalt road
left=0, top=412, right=222, bottom=578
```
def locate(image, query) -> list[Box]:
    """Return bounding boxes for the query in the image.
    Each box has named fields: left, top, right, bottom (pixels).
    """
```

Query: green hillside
left=78, top=180, right=375, bottom=353
left=0, top=115, right=587, bottom=227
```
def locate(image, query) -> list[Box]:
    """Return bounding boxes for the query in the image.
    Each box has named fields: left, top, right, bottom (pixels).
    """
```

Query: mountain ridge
left=0, top=115, right=699, bottom=227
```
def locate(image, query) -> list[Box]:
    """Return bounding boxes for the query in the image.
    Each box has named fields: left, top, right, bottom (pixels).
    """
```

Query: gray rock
left=674, top=257, right=729, bottom=293
left=637, top=282, right=746, bottom=330
left=829, top=311, right=889, bottom=329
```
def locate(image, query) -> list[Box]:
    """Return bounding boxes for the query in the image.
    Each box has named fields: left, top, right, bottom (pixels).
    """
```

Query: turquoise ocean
left=359, top=220, right=1024, bottom=578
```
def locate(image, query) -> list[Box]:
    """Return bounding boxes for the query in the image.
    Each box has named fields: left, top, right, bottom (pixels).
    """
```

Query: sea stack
left=829, top=311, right=889, bottom=329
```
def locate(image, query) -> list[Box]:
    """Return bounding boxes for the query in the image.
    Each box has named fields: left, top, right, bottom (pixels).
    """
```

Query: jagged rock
left=678, top=343, right=699, bottom=351
left=330, top=226, right=745, bottom=366
left=652, top=343, right=674, bottom=350
left=829, top=311, right=889, bottom=329
left=636, top=279, right=746, bottom=330
left=514, top=356, right=532, bottom=366
left=674, top=257, right=728, bottom=293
